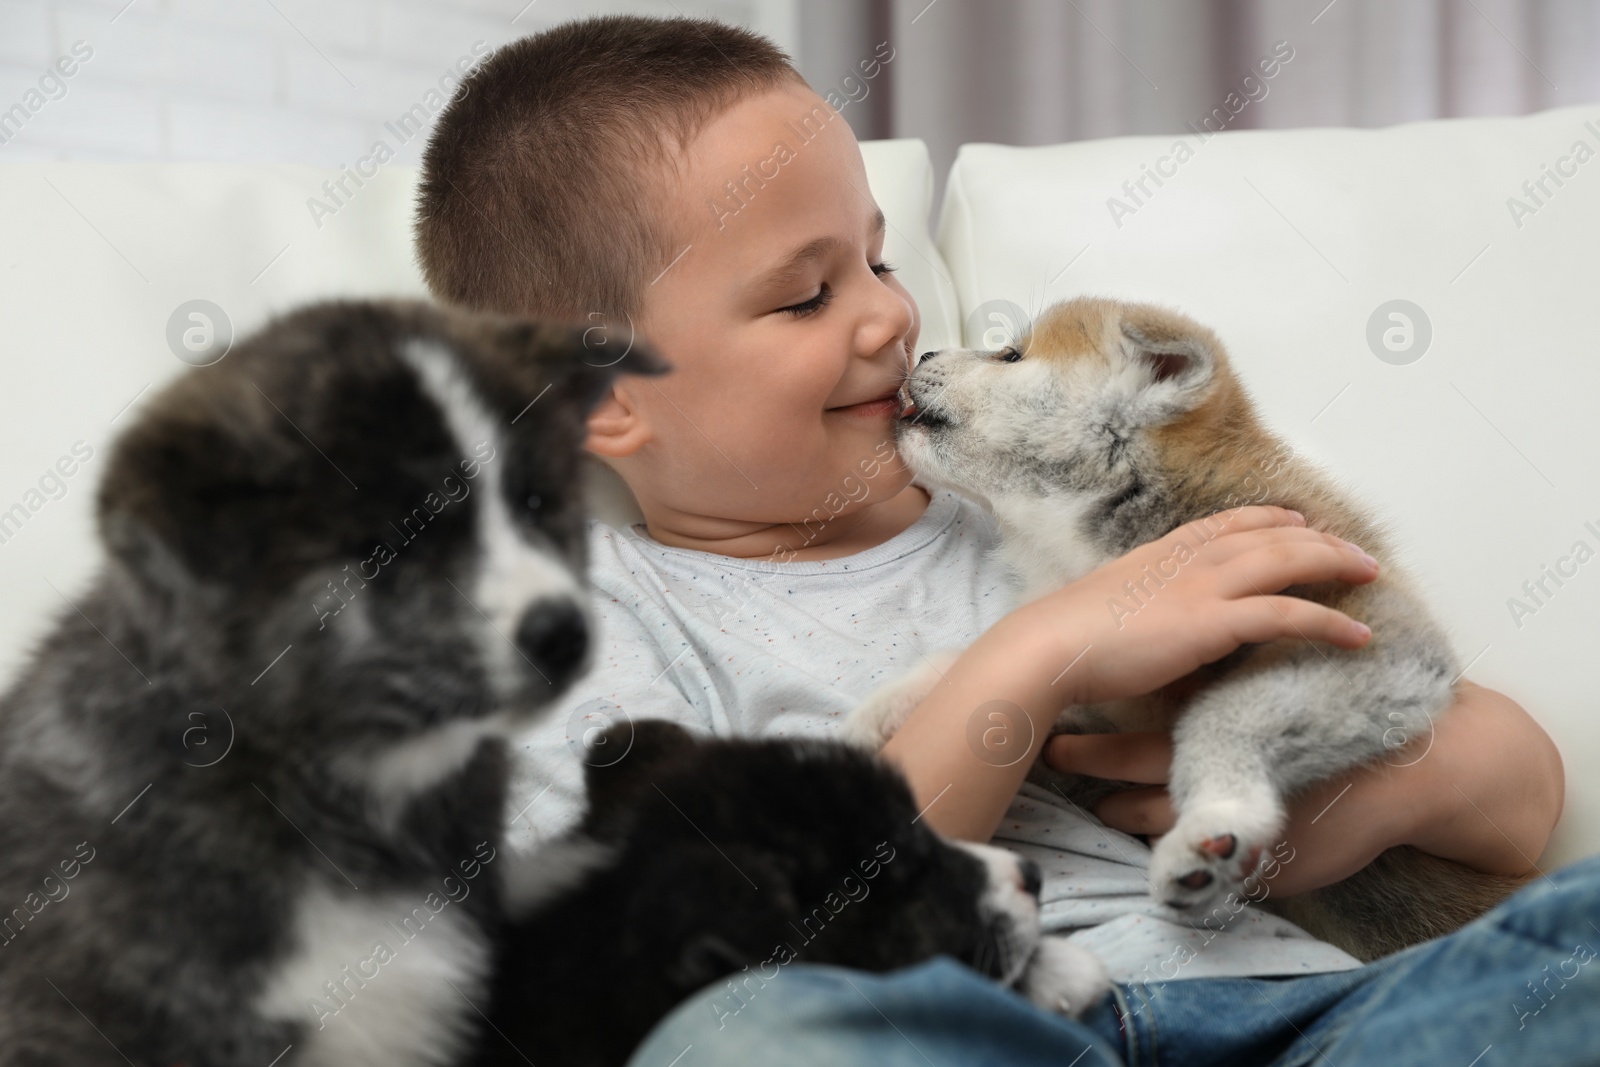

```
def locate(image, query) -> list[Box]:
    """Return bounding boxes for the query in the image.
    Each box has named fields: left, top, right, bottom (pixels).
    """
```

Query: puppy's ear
left=669, top=933, right=748, bottom=991
left=552, top=348, right=668, bottom=414
left=1119, top=323, right=1215, bottom=393
left=97, top=410, right=315, bottom=597
left=500, top=319, right=671, bottom=414
left=1115, top=315, right=1223, bottom=426
left=579, top=719, right=699, bottom=841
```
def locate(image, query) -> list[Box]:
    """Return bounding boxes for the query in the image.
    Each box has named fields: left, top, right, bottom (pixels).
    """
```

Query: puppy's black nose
left=1019, top=858, right=1043, bottom=899
left=918, top=350, right=940, bottom=364
left=515, top=599, right=589, bottom=687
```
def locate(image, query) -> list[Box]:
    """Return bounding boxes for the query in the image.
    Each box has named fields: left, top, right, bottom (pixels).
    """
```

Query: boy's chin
left=848, top=446, right=916, bottom=499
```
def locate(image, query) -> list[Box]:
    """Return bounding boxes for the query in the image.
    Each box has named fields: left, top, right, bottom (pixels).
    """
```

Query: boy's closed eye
left=776, top=261, right=898, bottom=318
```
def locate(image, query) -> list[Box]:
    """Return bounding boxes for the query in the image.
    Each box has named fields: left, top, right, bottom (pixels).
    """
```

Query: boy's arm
left=877, top=505, right=1383, bottom=843
left=1048, top=681, right=1564, bottom=895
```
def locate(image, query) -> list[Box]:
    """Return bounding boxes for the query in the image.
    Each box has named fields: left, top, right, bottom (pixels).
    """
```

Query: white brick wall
left=0, top=0, right=801, bottom=162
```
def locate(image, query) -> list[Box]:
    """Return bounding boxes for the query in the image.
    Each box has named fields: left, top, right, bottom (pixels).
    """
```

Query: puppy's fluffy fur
left=0, top=301, right=663, bottom=1065
left=851, top=296, right=1529, bottom=960
left=474, top=720, right=1109, bottom=1067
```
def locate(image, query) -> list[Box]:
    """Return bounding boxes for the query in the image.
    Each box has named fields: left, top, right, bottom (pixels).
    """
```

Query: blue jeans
left=627, top=852, right=1600, bottom=1066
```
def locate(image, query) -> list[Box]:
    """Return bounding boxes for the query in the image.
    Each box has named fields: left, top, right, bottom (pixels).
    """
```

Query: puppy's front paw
left=841, top=649, right=962, bottom=751
left=1019, top=937, right=1110, bottom=1017
left=1147, top=798, right=1281, bottom=912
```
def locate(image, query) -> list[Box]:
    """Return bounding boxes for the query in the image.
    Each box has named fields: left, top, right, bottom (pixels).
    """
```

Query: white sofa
left=2, top=106, right=1596, bottom=870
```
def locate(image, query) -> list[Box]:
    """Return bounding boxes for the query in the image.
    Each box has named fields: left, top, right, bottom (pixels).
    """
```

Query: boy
left=415, top=15, right=1580, bottom=1064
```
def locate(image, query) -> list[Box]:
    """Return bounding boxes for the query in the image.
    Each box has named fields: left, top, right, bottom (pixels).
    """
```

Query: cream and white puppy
left=847, top=297, right=1525, bottom=960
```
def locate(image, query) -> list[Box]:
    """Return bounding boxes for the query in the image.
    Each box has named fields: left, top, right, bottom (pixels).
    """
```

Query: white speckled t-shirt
left=505, top=486, right=1362, bottom=982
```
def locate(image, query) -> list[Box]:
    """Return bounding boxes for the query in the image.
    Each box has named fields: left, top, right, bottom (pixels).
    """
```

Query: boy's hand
left=1028, top=505, right=1379, bottom=708
left=879, top=505, right=1382, bottom=844
left=1044, top=682, right=1563, bottom=895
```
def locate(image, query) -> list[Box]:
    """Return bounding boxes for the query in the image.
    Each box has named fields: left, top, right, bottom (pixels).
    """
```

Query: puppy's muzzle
left=515, top=598, right=589, bottom=688
left=1019, top=857, right=1043, bottom=899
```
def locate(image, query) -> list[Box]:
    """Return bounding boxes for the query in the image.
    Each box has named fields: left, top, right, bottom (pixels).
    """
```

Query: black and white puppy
left=474, top=720, right=1110, bottom=1067
left=0, top=301, right=663, bottom=1066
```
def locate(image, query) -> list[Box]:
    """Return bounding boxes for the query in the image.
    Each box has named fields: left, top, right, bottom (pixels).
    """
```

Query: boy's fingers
left=1093, top=786, right=1175, bottom=836
left=1229, top=597, right=1372, bottom=648
left=1042, top=731, right=1172, bottom=784
left=1185, top=504, right=1304, bottom=533
left=1166, top=505, right=1303, bottom=548
left=1184, top=526, right=1368, bottom=569
left=1215, top=540, right=1379, bottom=598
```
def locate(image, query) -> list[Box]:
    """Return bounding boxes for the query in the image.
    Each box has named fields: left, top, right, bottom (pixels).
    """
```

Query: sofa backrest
left=0, top=138, right=951, bottom=678
left=937, top=104, right=1600, bottom=867
left=1, top=111, right=1594, bottom=865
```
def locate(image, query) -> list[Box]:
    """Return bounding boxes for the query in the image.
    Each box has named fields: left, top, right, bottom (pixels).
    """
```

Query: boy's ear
left=490, top=315, right=669, bottom=457
left=582, top=380, right=653, bottom=459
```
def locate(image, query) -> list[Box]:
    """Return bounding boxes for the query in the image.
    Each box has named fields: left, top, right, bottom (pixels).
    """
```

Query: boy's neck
left=635, top=482, right=932, bottom=562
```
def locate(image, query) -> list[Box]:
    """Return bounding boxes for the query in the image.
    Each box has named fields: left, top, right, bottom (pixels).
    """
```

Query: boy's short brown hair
left=415, top=15, right=806, bottom=323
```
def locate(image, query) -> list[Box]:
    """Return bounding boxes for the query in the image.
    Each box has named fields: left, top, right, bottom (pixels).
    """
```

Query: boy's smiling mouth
left=828, top=387, right=903, bottom=418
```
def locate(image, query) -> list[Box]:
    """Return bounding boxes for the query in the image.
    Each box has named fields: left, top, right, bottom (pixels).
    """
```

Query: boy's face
left=596, top=82, right=921, bottom=537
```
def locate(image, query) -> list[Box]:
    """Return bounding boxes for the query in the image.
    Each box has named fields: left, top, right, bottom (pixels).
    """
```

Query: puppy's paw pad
left=1148, top=803, right=1279, bottom=912
left=1020, top=937, right=1111, bottom=1018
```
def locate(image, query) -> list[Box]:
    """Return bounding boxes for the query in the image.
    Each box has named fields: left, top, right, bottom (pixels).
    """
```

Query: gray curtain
left=795, top=0, right=1600, bottom=206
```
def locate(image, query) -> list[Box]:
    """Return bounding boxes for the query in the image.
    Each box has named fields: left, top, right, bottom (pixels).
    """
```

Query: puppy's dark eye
left=998, top=347, right=1023, bottom=363
left=526, top=494, right=543, bottom=514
